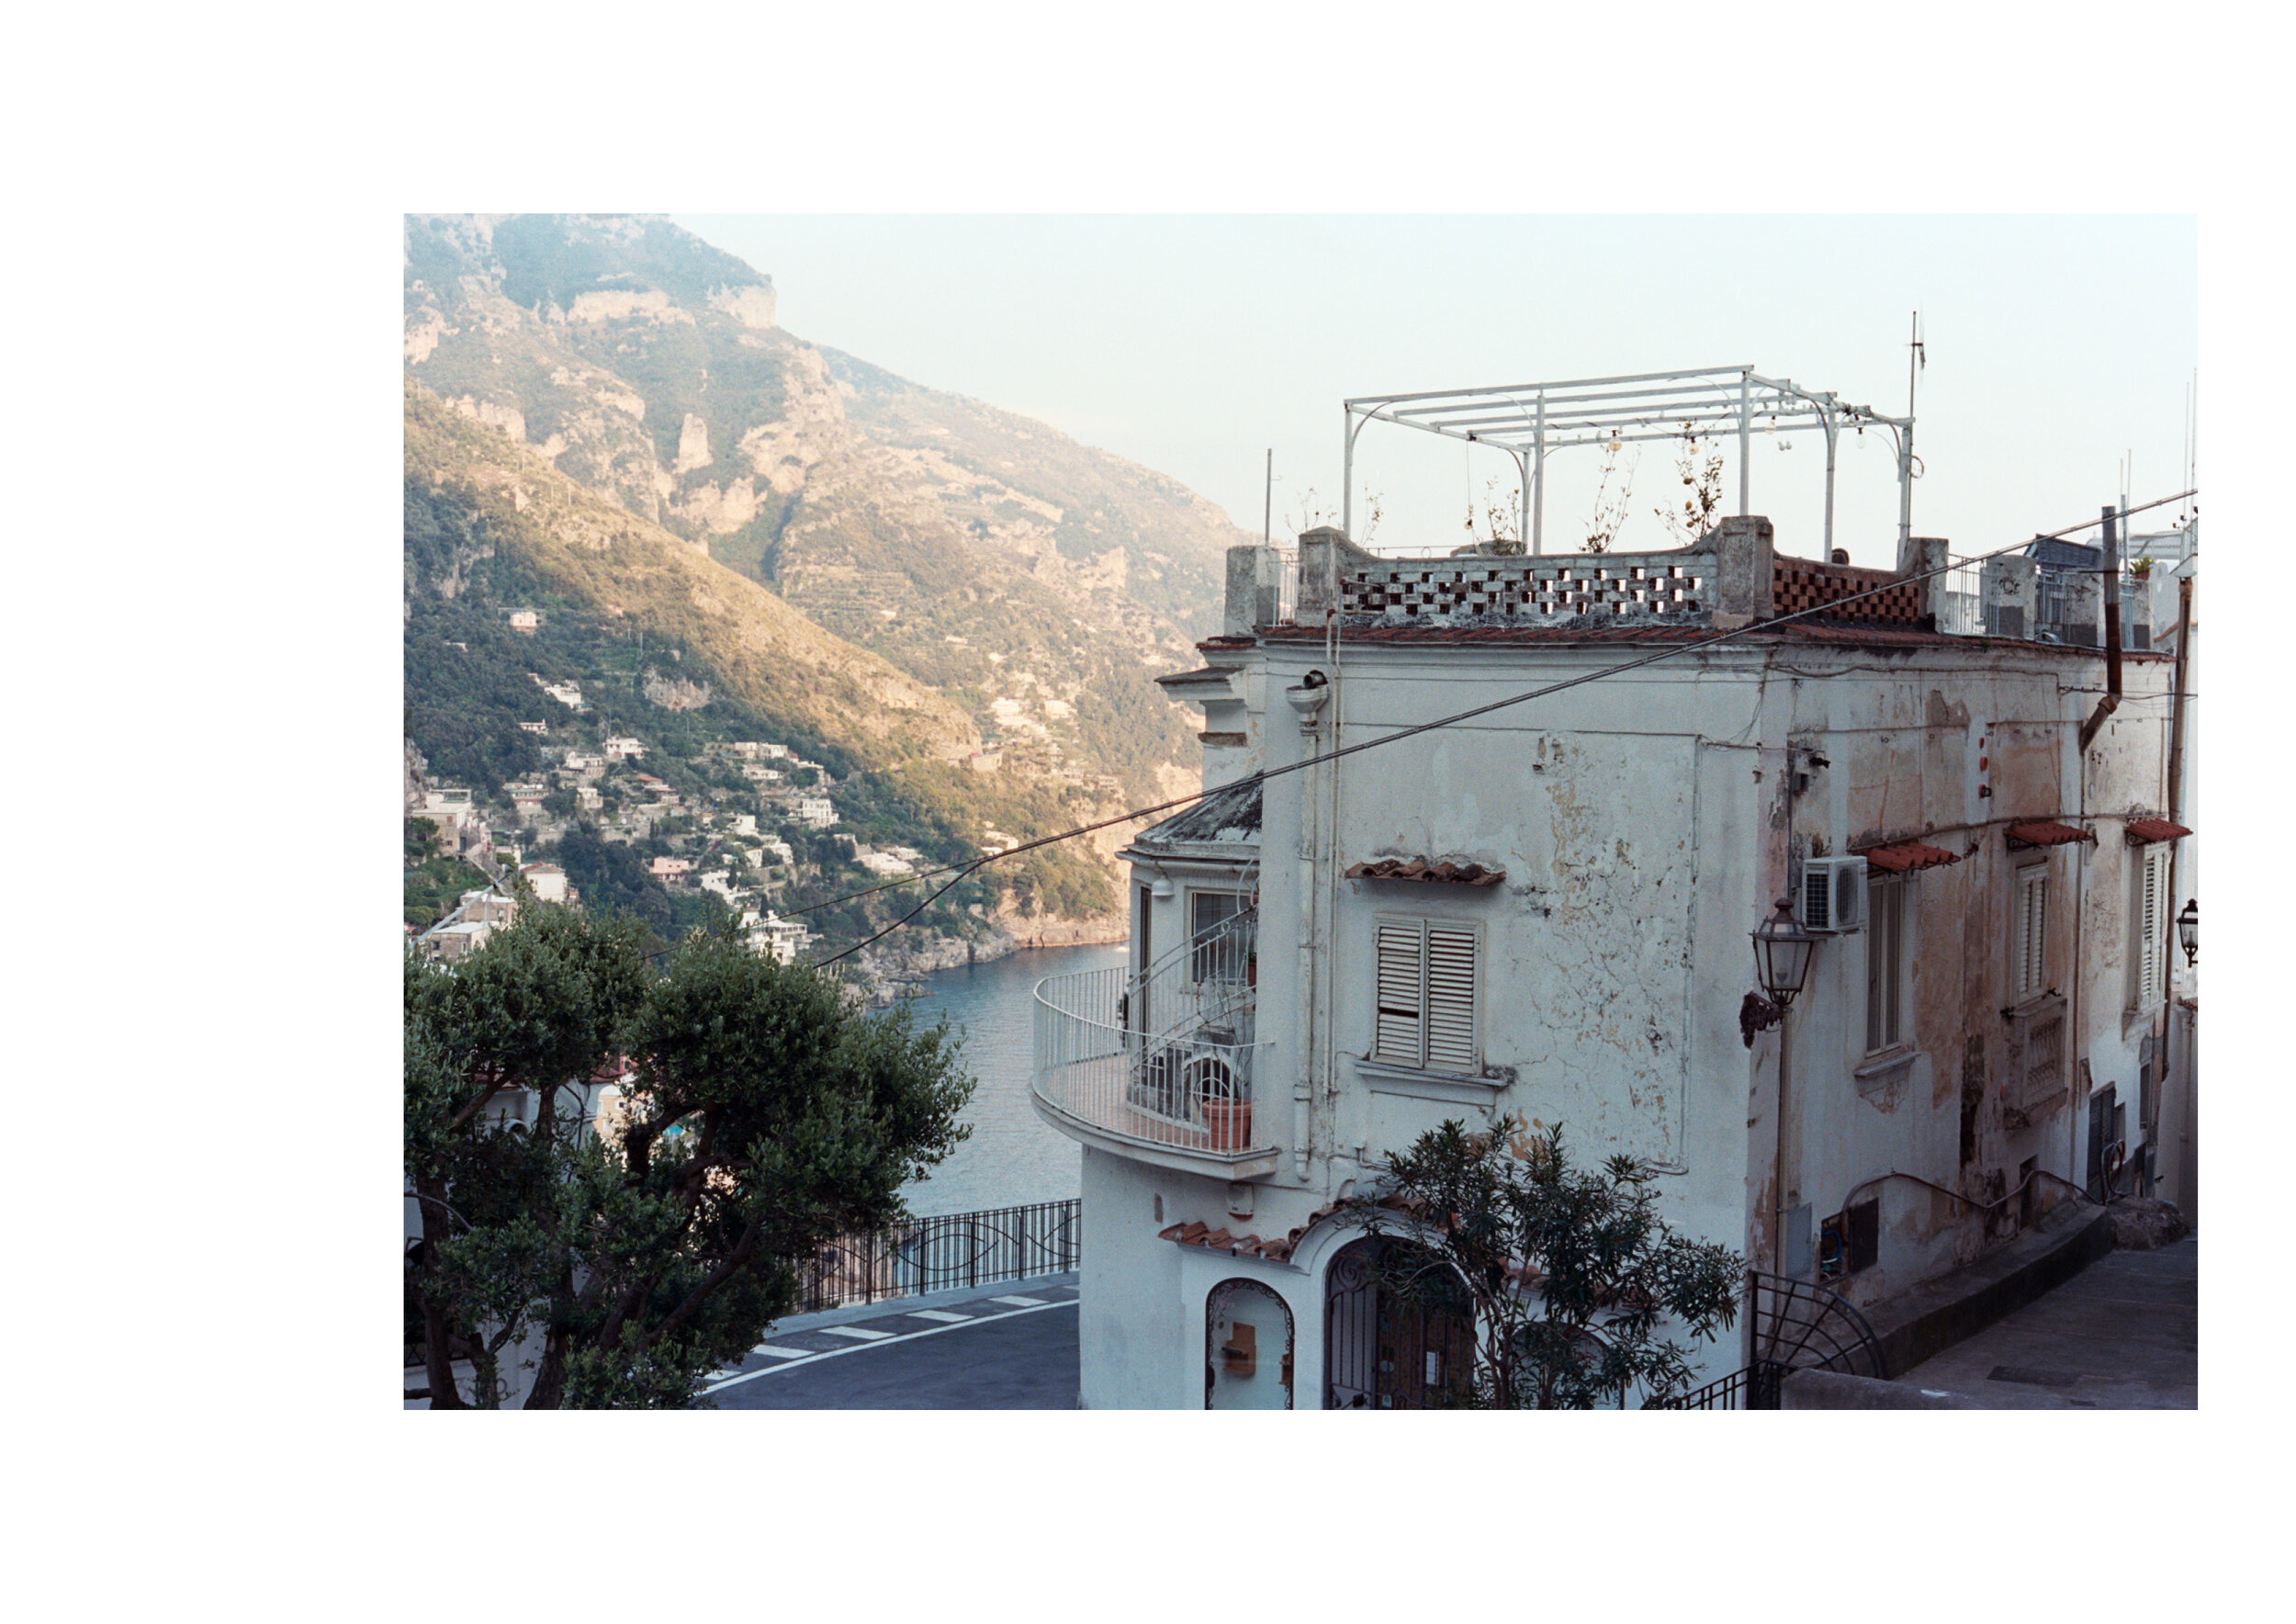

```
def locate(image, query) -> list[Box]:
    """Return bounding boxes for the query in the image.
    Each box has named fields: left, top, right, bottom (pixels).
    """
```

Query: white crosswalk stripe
left=990, top=1295, right=1049, bottom=1308
left=750, top=1345, right=813, bottom=1360
left=819, top=1325, right=895, bottom=1341
left=904, top=1310, right=972, bottom=1323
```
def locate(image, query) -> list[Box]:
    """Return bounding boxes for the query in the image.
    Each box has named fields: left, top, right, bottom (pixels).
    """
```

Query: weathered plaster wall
left=1271, top=644, right=1771, bottom=1268
left=1776, top=648, right=2178, bottom=1307
left=1086, top=611, right=2181, bottom=1404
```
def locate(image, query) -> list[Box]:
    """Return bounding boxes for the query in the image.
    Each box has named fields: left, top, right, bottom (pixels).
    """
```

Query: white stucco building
left=1032, top=508, right=2194, bottom=1409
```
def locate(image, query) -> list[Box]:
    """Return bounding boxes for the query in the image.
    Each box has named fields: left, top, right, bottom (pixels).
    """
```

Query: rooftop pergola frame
left=1342, top=367, right=1915, bottom=560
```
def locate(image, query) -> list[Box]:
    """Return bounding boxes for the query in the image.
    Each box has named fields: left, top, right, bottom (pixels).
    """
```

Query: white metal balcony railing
left=1030, top=909, right=1271, bottom=1160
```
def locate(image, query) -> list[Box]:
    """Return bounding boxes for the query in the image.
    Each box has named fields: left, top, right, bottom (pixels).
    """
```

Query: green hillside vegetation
left=404, top=379, right=1115, bottom=938
left=403, top=818, right=491, bottom=930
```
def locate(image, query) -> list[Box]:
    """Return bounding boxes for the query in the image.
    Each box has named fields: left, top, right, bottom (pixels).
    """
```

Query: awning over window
left=2124, top=818, right=2193, bottom=844
left=1345, top=857, right=1505, bottom=885
left=1856, top=840, right=1962, bottom=874
left=2006, top=820, right=2097, bottom=849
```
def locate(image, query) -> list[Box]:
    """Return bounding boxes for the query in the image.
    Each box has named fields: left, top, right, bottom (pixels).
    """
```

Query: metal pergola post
left=1514, top=446, right=1530, bottom=555
left=1532, top=391, right=1547, bottom=554
left=1823, top=412, right=1839, bottom=558
left=1738, top=369, right=1751, bottom=518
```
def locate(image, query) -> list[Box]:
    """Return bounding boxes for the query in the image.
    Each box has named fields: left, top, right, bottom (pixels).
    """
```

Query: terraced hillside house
left=1030, top=369, right=2197, bottom=1409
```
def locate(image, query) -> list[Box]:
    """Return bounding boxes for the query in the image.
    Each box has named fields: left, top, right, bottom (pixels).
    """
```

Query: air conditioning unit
left=1798, top=856, right=1867, bottom=934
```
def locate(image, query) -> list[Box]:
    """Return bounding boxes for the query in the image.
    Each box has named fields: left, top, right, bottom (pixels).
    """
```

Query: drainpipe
left=1772, top=1003, right=1796, bottom=1275
left=2080, top=506, right=2123, bottom=750
left=1289, top=676, right=1329, bottom=1184
left=2157, top=574, right=2193, bottom=1131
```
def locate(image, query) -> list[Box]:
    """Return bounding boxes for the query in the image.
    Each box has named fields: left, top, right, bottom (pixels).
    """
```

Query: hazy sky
left=675, top=215, right=2195, bottom=571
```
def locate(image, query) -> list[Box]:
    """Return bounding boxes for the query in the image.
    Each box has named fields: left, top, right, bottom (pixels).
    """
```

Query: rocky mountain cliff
left=405, top=378, right=1131, bottom=939
left=404, top=214, right=1251, bottom=813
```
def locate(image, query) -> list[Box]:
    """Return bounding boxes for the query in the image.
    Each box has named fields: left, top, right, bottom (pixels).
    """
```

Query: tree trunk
left=413, top=1174, right=467, bottom=1409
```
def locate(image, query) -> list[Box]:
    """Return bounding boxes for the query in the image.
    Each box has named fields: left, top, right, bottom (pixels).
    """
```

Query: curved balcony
left=1030, top=962, right=1280, bottom=1179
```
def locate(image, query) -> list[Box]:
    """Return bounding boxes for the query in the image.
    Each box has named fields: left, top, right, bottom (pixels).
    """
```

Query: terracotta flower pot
left=1199, top=1096, right=1251, bottom=1151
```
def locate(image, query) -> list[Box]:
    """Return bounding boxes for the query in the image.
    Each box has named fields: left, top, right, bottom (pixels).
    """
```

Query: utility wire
left=801, top=488, right=2195, bottom=964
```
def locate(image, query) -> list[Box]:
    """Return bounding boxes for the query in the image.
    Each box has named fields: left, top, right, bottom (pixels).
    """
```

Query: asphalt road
left=703, top=1280, right=1081, bottom=1410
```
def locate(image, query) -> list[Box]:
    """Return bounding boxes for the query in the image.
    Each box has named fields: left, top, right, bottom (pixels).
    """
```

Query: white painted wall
left=1067, top=586, right=2182, bottom=1403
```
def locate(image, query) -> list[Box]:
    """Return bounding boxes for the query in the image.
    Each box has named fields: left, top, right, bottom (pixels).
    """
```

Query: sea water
left=891, top=942, right=1125, bottom=1218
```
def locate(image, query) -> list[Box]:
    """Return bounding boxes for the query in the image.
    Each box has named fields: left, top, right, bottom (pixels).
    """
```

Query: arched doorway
left=1205, top=1279, right=1293, bottom=1408
left=1322, top=1235, right=1477, bottom=1409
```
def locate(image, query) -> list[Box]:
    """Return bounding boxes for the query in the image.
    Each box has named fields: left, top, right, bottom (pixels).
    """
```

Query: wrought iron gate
left=1652, top=1269, right=1886, bottom=1409
left=1322, top=1237, right=1477, bottom=1409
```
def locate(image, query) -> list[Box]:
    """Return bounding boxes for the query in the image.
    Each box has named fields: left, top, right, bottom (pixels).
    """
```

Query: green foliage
left=1347, top=1116, right=1743, bottom=1409
left=404, top=910, right=973, bottom=1409
left=549, top=824, right=674, bottom=943
left=404, top=836, right=490, bottom=929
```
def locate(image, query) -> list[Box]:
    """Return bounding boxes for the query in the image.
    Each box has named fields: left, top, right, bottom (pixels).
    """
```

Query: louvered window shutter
left=2135, top=851, right=2163, bottom=1006
left=1885, top=880, right=1905, bottom=1046
left=2015, top=870, right=2048, bottom=999
left=1424, top=927, right=1478, bottom=1073
left=1375, top=921, right=1424, bottom=1066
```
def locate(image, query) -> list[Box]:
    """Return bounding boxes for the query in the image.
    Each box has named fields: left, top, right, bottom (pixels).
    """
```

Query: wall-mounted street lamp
left=1751, top=897, right=1817, bottom=1009
left=2177, top=897, right=2198, bottom=967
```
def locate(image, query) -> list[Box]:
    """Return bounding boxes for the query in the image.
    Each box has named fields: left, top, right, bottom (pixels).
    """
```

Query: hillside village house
left=1031, top=370, right=2196, bottom=1410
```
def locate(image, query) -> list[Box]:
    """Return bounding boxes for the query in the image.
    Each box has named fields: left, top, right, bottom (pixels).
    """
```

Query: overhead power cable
left=802, top=488, right=2195, bottom=966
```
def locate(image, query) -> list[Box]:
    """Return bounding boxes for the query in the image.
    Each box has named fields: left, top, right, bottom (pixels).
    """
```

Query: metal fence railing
left=792, top=1199, right=1081, bottom=1314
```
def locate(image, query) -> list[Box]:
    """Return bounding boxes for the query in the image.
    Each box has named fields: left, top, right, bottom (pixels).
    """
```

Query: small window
left=1864, top=874, right=1908, bottom=1054
left=1373, top=919, right=1479, bottom=1074
left=1820, top=1200, right=1880, bottom=1277
left=2011, top=863, right=2049, bottom=1003
left=2130, top=846, right=2170, bottom=1009
left=1189, top=890, right=1248, bottom=984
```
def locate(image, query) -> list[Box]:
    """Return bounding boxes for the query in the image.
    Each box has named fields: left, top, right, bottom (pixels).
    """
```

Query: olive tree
left=405, top=909, right=972, bottom=1408
left=1345, top=1115, right=1742, bottom=1409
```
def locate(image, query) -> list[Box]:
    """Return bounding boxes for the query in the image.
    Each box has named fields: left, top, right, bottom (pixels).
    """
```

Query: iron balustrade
left=1033, top=965, right=1269, bottom=1156
left=792, top=1199, right=1080, bottom=1314
left=1033, top=907, right=1270, bottom=1159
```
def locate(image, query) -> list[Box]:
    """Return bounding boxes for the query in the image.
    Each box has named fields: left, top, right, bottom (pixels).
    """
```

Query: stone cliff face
left=406, top=213, right=1251, bottom=935
left=405, top=213, right=1248, bottom=935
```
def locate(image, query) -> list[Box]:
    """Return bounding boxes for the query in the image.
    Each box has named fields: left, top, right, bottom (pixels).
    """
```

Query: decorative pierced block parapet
left=1772, top=558, right=1926, bottom=626
left=1338, top=553, right=1714, bottom=623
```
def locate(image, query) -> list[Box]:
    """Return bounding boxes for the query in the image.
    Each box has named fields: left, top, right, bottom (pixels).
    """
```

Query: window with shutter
left=1373, top=919, right=1480, bottom=1072
left=2013, top=866, right=2049, bottom=1002
left=1375, top=920, right=1424, bottom=1066
left=1424, top=927, right=1478, bottom=1074
left=2132, top=849, right=2166, bottom=1009
left=1864, top=874, right=1907, bottom=1054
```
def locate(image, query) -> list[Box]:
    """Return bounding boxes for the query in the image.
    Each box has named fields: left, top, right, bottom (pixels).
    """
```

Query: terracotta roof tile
left=1158, top=1191, right=1429, bottom=1267
left=1856, top=840, right=1962, bottom=874
left=2006, top=820, right=2097, bottom=849
left=1345, top=857, right=1505, bottom=885
left=2124, top=818, right=2193, bottom=844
